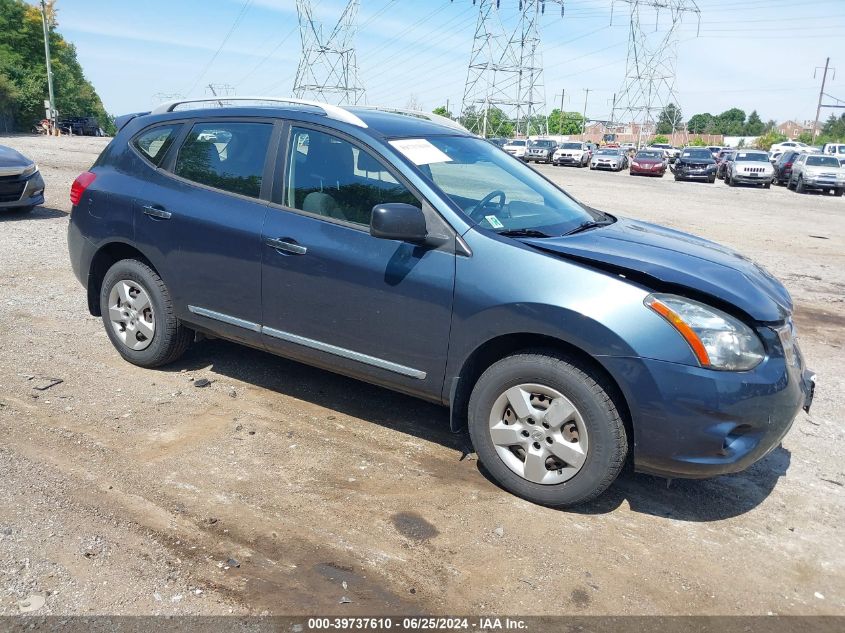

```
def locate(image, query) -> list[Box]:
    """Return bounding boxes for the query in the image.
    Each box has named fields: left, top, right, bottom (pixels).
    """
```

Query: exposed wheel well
left=86, top=243, right=157, bottom=316
left=451, top=333, right=633, bottom=454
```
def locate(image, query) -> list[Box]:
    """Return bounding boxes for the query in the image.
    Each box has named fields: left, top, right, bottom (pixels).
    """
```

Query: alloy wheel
left=107, top=279, right=156, bottom=351
left=488, top=383, right=589, bottom=485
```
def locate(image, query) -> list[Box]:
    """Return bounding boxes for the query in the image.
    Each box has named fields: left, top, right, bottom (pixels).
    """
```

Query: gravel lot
left=1, top=134, right=843, bottom=616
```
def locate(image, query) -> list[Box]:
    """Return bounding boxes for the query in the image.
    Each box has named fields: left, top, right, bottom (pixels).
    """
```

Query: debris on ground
left=17, top=593, right=46, bottom=613
left=193, top=378, right=213, bottom=388
left=31, top=377, right=63, bottom=391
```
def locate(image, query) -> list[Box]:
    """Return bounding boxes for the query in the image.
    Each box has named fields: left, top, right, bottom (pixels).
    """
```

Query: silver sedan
left=0, top=145, right=45, bottom=213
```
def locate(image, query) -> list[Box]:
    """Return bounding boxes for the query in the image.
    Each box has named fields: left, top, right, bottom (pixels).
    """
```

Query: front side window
left=174, top=122, right=272, bottom=198
left=133, top=125, right=179, bottom=166
left=397, top=135, right=597, bottom=235
left=286, top=127, right=419, bottom=226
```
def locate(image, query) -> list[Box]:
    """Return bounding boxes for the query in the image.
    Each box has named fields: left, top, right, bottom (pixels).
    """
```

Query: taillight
left=70, top=171, right=96, bottom=207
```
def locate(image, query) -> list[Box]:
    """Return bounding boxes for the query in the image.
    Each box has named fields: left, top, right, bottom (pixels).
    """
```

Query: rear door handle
left=265, top=237, right=307, bottom=255
left=143, top=205, right=172, bottom=220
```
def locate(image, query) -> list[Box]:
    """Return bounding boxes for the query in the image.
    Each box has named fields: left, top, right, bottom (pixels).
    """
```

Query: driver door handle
left=266, top=237, right=307, bottom=255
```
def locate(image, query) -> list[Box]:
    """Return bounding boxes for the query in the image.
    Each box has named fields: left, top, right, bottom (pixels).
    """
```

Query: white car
left=502, top=139, right=528, bottom=160
left=725, top=150, right=775, bottom=188
left=770, top=140, right=808, bottom=154
left=552, top=142, right=591, bottom=167
left=822, top=142, right=845, bottom=162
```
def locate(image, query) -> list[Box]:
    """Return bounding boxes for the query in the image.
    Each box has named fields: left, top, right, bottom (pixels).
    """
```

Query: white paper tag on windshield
left=389, top=139, right=452, bottom=165
left=485, top=215, right=504, bottom=229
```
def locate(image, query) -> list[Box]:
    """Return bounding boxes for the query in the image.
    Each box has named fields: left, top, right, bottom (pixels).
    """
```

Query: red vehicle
left=629, top=149, right=667, bottom=177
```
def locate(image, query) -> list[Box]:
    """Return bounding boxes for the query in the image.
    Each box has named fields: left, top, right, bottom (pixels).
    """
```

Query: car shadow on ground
left=0, top=206, right=66, bottom=222
left=166, top=338, right=789, bottom=523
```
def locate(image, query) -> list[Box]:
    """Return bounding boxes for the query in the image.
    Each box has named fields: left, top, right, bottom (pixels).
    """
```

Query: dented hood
left=523, top=217, right=792, bottom=322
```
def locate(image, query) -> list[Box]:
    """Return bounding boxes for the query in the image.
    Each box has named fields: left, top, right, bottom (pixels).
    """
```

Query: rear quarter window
left=132, top=125, right=180, bottom=166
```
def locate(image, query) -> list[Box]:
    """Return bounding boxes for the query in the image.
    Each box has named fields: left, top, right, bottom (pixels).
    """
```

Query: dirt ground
left=0, top=134, right=843, bottom=617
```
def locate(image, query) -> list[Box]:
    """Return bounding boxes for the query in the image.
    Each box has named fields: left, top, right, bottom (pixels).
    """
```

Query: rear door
left=134, top=118, right=278, bottom=346
left=259, top=124, right=457, bottom=400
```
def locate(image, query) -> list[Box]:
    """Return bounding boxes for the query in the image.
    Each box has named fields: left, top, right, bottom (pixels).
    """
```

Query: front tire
left=100, top=259, right=192, bottom=368
left=468, top=352, right=628, bottom=507
left=796, top=176, right=805, bottom=193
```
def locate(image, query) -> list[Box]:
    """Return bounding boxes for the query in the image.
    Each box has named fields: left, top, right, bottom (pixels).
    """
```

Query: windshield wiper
left=496, top=228, right=553, bottom=238
left=563, top=219, right=613, bottom=236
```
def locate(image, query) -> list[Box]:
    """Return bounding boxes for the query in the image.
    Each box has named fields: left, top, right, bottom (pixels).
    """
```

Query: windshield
left=735, top=152, right=769, bottom=162
left=680, top=149, right=713, bottom=160
left=531, top=140, right=555, bottom=147
left=403, top=136, right=599, bottom=235
left=507, top=140, right=526, bottom=147
left=635, top=151, right=662, bottom=160
left=807, top=155, right=841, bottom=167
left=559, top=143, right=583, bottom=149
left=596, top=149, right=619, bottom=155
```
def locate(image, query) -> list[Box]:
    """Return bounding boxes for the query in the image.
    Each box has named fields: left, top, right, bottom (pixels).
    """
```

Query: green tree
left=460, top=105, right=514, bottom=138
left=714, top=108, right=746, bottom=135
left=650, top=134, right=670, bottom=145
left=0, top=0, right=113, bottom=132
left=687, top=113, right=713, bottom=134
left=0, top=71, right=19, bottom=132
left=689, top=137, right=708, bottom=147
left=656, top=103, right=682, bottom=134
left=547, top=108, right=585, bottom=135
left=744, top=110, right=764, bottom=135
left=432, top=105, right=452, bottom=119
left=755, top=130, right=787, bottom=151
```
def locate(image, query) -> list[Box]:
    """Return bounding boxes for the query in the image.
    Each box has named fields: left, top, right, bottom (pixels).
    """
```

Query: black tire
left=468, top=352, right=628, bottom=507
left=763, top=182, right=771, bottom=189
left=99, top=259, right=192, bottom=368
left=708, top=176, right=716, bottom=183
left=796, top=176, right=805, bottom=193
left=726, top=173, right=734, bottom=186
left=787, top=177, right=795, bottom=190
left=835, top=188, right=844, bottom=197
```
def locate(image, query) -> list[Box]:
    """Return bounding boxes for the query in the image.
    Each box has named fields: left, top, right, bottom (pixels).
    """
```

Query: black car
left=773, top=150, right=801, bottom=186
left=58, top=116, right=101, bottom=136
left=673, top=147, right=717, bottom=183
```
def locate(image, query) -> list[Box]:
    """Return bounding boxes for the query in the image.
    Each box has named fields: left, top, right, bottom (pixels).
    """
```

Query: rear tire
left=468, top=352, right=628, bottom=508
left=100, top=259, right=192, bottom=368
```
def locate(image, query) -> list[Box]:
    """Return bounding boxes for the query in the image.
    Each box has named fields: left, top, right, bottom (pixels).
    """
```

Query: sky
left=47, top=0, right=845, bottom=125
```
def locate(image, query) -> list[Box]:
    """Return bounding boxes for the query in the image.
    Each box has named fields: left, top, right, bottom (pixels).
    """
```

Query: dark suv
left=68, top=98, right=814, bottom=507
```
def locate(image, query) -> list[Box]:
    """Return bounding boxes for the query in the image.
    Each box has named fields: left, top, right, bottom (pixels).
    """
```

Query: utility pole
left=813, top=57, right=832, bottom=141
left=581, top=89, right=591, bottom=137
left=553, top=90, right=566, bottom=136
left=39, top=0, right=56, bottom=133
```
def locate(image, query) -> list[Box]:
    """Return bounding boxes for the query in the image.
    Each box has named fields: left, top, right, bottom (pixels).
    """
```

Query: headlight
left=21, top=163, right=38, bottom=177
left=645, top=293, right=765, bottom=371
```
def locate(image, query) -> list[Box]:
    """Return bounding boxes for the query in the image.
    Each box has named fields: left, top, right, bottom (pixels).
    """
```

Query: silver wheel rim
left=488, top=383, right=589, bottom=485
left=107, top=279, right=156, bottom=351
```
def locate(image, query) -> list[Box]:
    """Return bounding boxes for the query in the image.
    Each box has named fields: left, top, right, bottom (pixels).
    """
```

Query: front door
left=260, top=125, right=456, bottom=400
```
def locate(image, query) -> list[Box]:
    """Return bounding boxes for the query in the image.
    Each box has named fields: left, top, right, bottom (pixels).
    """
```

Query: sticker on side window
left=485, top=215, right=504, bottom=229
left=389, top=139, right=452, bottom=165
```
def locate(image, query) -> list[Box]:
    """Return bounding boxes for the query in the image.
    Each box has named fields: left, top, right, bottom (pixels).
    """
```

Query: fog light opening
left=723, top=424, right=754, bottom=451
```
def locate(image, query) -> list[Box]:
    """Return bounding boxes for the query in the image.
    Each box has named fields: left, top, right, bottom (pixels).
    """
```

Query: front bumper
left=525, top=153, right=551, bottom=162
left=554, top=155, right=585, bottom=165
left=732, top=172, right=773, bottom=184
left=0, top=170, right=45, bottom=209
left=676, top=168, right=715, bottom=181
left=803, top=177, right=844, bottom=190
left=601, top=336, right=813, bottom=479
left=592, top=162, right=619, bottom=170
left=631, top=164, right=665, bottom=175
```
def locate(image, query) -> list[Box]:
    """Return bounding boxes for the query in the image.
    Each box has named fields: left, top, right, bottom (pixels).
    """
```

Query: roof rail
left=149, top=96, right=368, bottom=128
left=353, top=106, right=471, bottom=134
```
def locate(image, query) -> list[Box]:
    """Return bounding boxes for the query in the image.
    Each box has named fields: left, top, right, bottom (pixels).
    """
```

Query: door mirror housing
left=370, top=203, right=429, bottom=244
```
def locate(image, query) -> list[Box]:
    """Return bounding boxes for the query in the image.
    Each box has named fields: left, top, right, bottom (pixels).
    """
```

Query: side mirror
left=370, top=203, right=428, bottom=244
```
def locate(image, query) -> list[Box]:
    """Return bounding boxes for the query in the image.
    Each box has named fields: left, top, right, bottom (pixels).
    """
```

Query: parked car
left=525, top=139, right=558, bottom=164
left=672, top=147, right=717, bottom=183
left=788, top=153, right=845, bottom=195
left=590, top=147, right=628, bottom=171
left=552, top=142, right=591, bottom=167
left=707, top=146, right=722, bottom=159
left=68, top=97, right=814, bottom=508
left=772, top=150, right=801, bottom=186
left=0, top=145, right=45, bottom=213
left=716, top=151, right=735, bottom=180
left=629, top=149, right=666, bottom=177
left=770, top=140, right=808, bottom=154
left=649, top=143, right=680, bottom=163
left=487, top=137, right=508, bottom=149
left=58, top=115, right=101, bottom=136
left=502, top=139, right=528, bottom=160
left=821, top=142, right=845, bottom=162
left=725, top=150, right=774, bottom=188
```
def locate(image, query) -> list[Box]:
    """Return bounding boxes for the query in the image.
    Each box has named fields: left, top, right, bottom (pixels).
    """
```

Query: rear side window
left=132, top=125, right=179, bottom=166
left=174, top=122, right=272, bottom=198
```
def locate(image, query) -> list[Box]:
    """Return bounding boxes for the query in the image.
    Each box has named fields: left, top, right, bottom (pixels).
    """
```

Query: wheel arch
left=448, top=332, right=633, bottom=455
left=86, top=241, right=159, bottom=316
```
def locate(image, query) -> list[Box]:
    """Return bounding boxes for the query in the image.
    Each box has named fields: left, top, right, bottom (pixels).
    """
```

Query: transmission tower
left=609, top=0, right=700, bottom=146
left=459, top=0, right=564, bottom=138
left=293, top=0, right=365, bottom=105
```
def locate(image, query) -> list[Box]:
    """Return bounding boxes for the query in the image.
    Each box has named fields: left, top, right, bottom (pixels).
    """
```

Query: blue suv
left=67, top=98, right=814, bottom=507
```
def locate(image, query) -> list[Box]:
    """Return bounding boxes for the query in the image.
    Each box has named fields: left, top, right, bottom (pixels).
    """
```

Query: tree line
left=0, top=0, right=112, bottom=133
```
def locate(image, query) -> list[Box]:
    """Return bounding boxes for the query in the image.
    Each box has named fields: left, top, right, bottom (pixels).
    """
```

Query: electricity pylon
left=609, top=0, right=700, bottom=146
left=459, top=0, right=564, bottom=138
left=293, top=0, right=366, bottom=105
